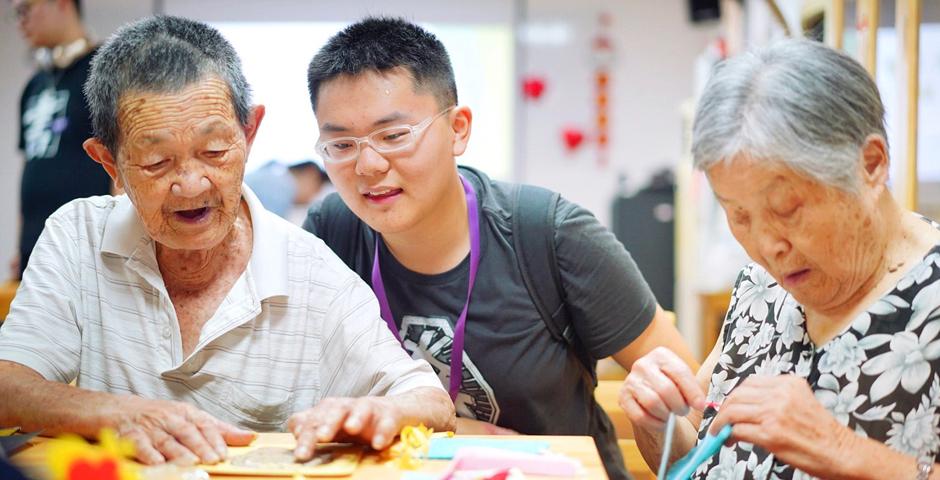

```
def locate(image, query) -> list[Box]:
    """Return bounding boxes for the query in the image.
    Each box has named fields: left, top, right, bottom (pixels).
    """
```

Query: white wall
left=168, top=0, right=517, bottom=181
left=166, top=0, right=720, bottom=229
left=519, top=0, right=720, bottom=226
left=163, top=0, right=513, bottom=23
left=0, top=0, right=718, bottom=278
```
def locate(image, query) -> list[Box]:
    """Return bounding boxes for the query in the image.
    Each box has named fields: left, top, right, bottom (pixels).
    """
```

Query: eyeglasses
left=315, top=106, right=455, bottom=164
left=11, top=0, right=45, bottom=21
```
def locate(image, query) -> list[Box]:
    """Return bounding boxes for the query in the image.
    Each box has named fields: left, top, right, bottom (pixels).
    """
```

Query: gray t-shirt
left=304, top=166, right=657, bottom=479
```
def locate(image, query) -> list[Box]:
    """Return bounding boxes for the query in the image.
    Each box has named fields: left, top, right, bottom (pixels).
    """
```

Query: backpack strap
left=512, top=185, right=571, bottom=342
left=512, top=185, right=596, bottom=383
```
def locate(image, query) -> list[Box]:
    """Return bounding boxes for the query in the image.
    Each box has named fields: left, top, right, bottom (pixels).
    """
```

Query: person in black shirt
left=303, top=17, right=698, bottom=479
left=13, top=0, right=111, bottom=279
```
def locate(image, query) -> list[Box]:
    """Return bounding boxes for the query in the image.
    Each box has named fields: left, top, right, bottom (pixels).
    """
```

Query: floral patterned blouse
left=693, top=243, right=940, bottom=480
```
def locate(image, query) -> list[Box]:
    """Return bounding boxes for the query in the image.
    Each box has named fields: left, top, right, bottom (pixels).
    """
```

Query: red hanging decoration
left=522, top=75, right=546, bottom=100
left=562, top=127, right=586, bottom=151
left=591, top=12, right=615, bottom=167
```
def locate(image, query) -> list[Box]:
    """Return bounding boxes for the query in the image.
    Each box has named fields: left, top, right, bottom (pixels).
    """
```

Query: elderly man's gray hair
left=691, top=39, right=887, bottom=192
left=85, top=15, right=252, bottom=154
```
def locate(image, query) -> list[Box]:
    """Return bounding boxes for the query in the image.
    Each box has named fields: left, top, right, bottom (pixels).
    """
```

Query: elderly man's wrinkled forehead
left=113, top=77, right=242, bottom=158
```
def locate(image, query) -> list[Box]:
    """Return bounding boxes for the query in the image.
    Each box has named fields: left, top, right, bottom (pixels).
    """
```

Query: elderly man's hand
left=109, top=395, right=256, bottom=465
left=288, top=396, right=407, bottom=461
left=709, top=375, right=854, bottom=478
left=619, top=346, right=707, bottom=431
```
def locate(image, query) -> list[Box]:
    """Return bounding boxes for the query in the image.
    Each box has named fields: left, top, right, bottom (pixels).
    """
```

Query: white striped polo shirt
left=0, top=185, right=443, bottom=431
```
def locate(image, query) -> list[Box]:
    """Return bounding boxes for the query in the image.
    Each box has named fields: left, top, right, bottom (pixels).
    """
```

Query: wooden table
left=12, top=433, right=609, bottom=479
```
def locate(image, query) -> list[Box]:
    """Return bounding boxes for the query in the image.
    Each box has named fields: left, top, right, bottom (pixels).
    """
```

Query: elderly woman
left=0, top=16, right=454, bottom=465
left=620, top=39, right=940, bottom=479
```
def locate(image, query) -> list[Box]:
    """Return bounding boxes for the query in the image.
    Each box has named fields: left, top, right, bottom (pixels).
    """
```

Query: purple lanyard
left=371, top=175, right=481, bottom=402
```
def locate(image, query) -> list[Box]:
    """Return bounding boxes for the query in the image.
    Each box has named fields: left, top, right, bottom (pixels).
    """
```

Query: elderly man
left=0, top=15, right=454, bottom=466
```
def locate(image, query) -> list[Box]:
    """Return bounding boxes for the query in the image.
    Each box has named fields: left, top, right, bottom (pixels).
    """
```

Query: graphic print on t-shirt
left=22, top=87, right=70, bottom=161
left=400, top=315, right=499, bottom=423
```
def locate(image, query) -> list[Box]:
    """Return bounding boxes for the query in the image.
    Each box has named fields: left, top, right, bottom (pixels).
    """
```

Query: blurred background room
left=3, top=0, right=939, bottom=357
left=1, top=3, right=938, bottom=476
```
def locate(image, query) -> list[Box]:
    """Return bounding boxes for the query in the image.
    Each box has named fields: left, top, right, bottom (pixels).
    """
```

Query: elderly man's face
left=88, top=78, right=262, bottom=251
left=707, top=154, right=884, bottom=314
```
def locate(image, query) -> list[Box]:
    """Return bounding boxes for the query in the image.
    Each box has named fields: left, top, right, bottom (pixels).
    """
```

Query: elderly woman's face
left=114, top=78, right=254, bottom=251
left=707, top=155, right=882, bottom=312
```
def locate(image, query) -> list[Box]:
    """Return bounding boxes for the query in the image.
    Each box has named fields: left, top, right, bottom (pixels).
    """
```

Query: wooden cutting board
left=200, top=437, right=363, bottom=477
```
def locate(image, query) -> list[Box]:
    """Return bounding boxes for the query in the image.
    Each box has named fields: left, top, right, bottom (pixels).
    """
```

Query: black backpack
left=511, top=184, right=596, bottom=384
left=311, top=183, right=596, bottom=384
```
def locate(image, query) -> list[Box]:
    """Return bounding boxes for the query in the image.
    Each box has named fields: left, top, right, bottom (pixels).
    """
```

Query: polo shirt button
left=162, top=326, right=172, bottom=338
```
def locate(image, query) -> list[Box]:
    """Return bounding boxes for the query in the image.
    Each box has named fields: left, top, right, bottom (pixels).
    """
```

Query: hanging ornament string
left=371, top=174, right=481, bottom=401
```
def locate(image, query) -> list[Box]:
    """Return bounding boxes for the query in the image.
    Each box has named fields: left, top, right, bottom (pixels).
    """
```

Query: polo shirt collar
left=100, top=194, right=147, bottom=258
left=243, top=184, right=290, bottom=300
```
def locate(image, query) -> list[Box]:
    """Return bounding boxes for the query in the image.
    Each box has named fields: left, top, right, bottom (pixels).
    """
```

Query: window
left=213, top=22, right=512, bottom=179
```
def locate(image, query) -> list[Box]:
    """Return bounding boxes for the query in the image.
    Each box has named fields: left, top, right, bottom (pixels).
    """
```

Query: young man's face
left=314, top=69, right=469, bottom=236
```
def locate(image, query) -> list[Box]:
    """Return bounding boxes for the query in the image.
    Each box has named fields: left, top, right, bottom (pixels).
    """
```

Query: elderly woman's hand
left=109, top=395, right=256, bottom=465
left=619, top=346, right=707, bottom=431
left=709, top=375, right=856, bottom=478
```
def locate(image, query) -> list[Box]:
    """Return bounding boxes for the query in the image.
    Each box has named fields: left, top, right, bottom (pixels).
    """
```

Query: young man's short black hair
left=307, top=17, right=457, bottom=113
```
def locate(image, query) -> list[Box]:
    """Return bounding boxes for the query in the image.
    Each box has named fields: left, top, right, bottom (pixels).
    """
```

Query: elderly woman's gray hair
left=84, top=15, right=252, bottom=154
left=691, top=39, right=887, bottom=192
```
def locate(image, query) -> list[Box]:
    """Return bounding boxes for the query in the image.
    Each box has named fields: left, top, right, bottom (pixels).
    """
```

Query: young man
left=12, top=0, right=111, bottom=279
left=303, top=17, right=696, bottom=479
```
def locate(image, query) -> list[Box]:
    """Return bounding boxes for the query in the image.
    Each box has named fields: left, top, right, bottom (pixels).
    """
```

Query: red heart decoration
left=522, top=76, right=546, bottom=100
left=67, top=458, right=120, bottom=480
left=562, top=127, right=585, bottom=151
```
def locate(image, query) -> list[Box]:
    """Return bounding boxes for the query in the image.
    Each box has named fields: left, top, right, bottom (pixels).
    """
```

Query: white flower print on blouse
left=707, top=368, right=741, bottom=404
left=730, top=321, right=758, bottom=346
left=744, top=324, right=775, bottom=357
left=909, top=279, right=940, bottom=330
left=735, top=268, right=779, bottom=322
left=898, top=253, right=940, bottom=292
left=774, top=298, right=805, bottom=349
left=817, top=334, right=867, bottom=382
left=702, top=446, right=746, bottom=480
left=815, top=374, right=866, bottom=425
left=861, top=320, right=940, bottom=402
left=789, top=471, right=819, bottom=480
left=742, top=451, right=774, bottom=480
left=886, top=400, right=940, bottom=457
left=852, top=295, right=909, bottom=339
left=754, top=354, right=793, bottom=377
left=690, top=234, right=940, bottom=479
